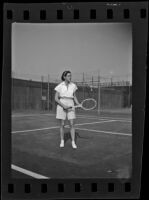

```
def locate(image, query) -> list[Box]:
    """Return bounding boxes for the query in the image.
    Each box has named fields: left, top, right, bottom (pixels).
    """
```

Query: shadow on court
left=64, top=131, right=93, bottom=144
left=11, top=111, right=132, bottom=179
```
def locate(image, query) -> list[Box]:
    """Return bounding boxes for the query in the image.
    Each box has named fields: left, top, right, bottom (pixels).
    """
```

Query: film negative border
left=4, top=2, right=148, bottom=22
left=2, top=2, right=148, bottom=199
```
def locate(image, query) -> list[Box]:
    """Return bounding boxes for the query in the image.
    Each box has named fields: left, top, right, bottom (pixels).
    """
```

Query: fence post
left=29, top=79, right=32, bottom=110
left=111, top=77, right=113, bottom=86
left=82, top=73, right=85, bottom=99
left=47, top=74, right=50, bottom=111
left=97, top=72, right=100, bottom=115
left=11, top=72, right=14, bottom=110
left=92, top=76, right=94, bottom=87
left=41, top=76, right=43, bottom=110
left=128, top=81, right=131, bottom=107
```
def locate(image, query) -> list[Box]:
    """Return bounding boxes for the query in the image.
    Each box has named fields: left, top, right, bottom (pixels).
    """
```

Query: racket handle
left=75, top=104, right=82, bottom=108
left=69, top=104, right=82, bottom=109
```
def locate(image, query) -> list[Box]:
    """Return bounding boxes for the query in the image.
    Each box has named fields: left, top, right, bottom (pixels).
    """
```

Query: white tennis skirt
left=56, top=98, right=76, bottom=120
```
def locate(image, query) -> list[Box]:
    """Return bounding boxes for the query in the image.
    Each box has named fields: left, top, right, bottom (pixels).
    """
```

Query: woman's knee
left=60, top=120, right=65, bottom=128
left=60, top=125, right=65, bottom=129
left=69, top=120, right=74, bottom=128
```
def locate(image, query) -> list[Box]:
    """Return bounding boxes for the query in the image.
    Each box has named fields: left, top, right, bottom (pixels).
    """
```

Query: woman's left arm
left=73, top=92, right=80, bottom=105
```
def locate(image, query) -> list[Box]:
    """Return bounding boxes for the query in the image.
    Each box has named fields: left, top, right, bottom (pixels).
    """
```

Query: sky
left=12, top=23, right=132, bottom=82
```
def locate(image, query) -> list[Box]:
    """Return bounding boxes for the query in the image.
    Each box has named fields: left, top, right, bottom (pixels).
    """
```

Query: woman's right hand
left=63, top=105, right=71, bottom=110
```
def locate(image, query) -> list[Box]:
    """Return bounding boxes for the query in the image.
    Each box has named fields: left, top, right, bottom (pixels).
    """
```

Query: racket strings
left=82, top=99, right=96, bottom=110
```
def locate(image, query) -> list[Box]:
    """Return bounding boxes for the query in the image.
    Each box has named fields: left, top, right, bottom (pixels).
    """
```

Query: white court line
left=12, top=113, right=55, bottom=118
left=74, top=120, right=116, bottom=126
left=12, top=113, right=131, bottom=123
left=75, top=127, right=132, bottom=137
left=12, top=113, right=102, bottom=120
left=12, top=120, right=116, bottom=134
left=78, top=116, right=131, bottom=123
left=12, top=113, right=131, bottom=121
left=11, top=113, right=104, bottom=120
left=78, top=115, right=131, bottom=122
left=12, top=126, right=59, bottom=133
left=111, top=120, right=131, bottom=123
left=11, top=164, right=49, bottom=179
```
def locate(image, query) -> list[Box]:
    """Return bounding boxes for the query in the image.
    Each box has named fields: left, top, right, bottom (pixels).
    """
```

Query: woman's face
left=64, top=73, right=71, bottom=82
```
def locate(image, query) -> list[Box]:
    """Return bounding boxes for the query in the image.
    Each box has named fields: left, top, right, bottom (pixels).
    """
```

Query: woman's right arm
left=55, top=92, right=69, bottom=109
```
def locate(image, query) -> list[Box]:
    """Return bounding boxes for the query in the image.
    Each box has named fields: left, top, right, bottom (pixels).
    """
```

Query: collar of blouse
left=62, top=81, right=72, bottom=86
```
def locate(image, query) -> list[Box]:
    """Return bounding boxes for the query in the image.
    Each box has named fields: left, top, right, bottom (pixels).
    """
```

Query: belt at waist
left=60, top=96, right=74, bottom=100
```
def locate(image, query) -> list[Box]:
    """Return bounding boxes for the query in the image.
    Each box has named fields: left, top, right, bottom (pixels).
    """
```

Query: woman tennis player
left=54, top=71, right=81, bottom=149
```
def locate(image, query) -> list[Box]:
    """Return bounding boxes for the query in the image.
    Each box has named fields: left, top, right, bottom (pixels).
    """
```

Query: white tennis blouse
left=54, top=81, right=78, bottom=98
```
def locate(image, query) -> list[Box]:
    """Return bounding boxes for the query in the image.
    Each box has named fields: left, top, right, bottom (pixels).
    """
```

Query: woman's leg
left=60, top=119, right=65, bottom=147
left=69, top=119, right=77, bottom=148
left=69, top=119, right=75, bottom=141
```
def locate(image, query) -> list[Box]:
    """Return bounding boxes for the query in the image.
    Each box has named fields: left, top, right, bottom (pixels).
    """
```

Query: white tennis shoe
left=72, top=141, right=77, bottom=149
left=60, top=140, right=64, bottom=148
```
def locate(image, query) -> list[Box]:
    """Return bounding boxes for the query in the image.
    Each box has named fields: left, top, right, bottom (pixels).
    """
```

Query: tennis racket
left=69, top=98, right=97, bottom=111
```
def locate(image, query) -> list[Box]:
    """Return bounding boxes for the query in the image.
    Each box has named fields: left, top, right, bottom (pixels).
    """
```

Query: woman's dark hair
left=61, top=71, right=71, bottom=81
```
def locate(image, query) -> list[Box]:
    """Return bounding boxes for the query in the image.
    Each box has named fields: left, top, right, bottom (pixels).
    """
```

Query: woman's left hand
left=77, top=103, right=82, bottom=108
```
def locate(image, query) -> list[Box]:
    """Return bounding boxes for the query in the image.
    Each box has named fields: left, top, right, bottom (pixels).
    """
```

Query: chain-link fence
left=11, top=72, right=132, bottom=113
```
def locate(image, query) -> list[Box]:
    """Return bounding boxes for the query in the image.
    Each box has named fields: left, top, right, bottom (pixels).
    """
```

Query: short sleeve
left=54, top=84, right=61, bottom=93
left=73, top=84, right=78, bottom=93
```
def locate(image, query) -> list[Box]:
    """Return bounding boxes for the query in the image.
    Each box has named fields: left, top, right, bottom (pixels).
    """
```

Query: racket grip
left=76, top=104, right=82, bottom=108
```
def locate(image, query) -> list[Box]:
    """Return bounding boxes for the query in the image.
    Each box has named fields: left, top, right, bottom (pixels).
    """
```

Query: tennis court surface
left=11, top=110, right=132, bottom=179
